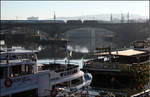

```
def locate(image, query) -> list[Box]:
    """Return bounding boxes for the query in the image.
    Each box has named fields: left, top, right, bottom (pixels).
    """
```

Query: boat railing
left=41, top=60, right=79, bottom=66
left=40, top=61, right=79, bottom=73
left=53, top=60, right=80, bottom=66
left=55, top=65, right=78, bottom=73
left=85, top=61, right=149, bottom=72
left=0, top=58, right=35, bottom=65
left=58, top=67, right=78, bottom=77
left=85, top=62, right=129, bottom=71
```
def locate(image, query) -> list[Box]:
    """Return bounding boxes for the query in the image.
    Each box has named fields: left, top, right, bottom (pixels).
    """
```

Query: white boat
left=0, top=48, right=92, bottom=97
left=38, top=61, right=92, bottom=96
left=0, top=48, right=40, bottom=97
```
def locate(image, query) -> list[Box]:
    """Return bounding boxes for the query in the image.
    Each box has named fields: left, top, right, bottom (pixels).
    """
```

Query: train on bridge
left=1, top=20, right=110, bottom=25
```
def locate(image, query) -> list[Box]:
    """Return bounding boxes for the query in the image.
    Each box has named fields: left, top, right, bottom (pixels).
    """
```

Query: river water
left=38, top=58, right=86, bottom=68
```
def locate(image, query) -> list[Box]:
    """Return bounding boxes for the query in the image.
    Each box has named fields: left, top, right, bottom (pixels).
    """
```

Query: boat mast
left=66, top=40, right=72, bottom=65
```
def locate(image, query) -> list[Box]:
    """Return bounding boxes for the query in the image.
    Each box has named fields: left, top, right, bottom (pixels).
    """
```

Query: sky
left=1, top=1, right=149, bottom=20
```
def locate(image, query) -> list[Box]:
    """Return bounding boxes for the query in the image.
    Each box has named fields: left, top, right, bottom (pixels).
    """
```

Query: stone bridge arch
left=63, top=26, right=116, bottom=52
left=2, top=22, right=148, bottom=41
left=60, top=23, right=123, bottom=34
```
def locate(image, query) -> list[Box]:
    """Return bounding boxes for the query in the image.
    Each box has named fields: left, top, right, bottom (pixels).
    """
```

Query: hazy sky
left=1, top=1, right=149, bottom=20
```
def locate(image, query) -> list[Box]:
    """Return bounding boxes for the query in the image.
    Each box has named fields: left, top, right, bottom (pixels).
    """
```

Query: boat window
left=22, top=64, right=33, bottom=74
left=71, top=77, right=83, bottom=86
left=10, top=64, right=33, bottom=77
left=0, top=67, right=8, bottom=79
left=0, top=54, right=7, bottom=60
left=55, top=81, right=70, bottom=87
left=10, top=65, right=21, bottom=77
left=73, top=69, right=77, bottom=73
left=10, top=55, right=18, bottom=60
left=60, top=73, right=63, bottom=77
left=24, top=64, right=33, bottom=74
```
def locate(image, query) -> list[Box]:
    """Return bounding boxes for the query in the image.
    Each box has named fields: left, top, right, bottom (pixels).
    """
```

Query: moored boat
left=83, top=48, right=149, bottom=96
left=0, top=48, right=39, bottom=97
left=38, top=61, right=92, bottom=96
left=0, top=48, right=92, bottom=97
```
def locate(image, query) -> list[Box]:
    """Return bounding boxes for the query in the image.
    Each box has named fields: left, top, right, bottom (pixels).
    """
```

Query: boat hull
left=84, top=69, right=136, bottom=89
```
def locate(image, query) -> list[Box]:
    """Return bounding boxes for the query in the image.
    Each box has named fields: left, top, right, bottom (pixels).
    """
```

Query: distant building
left=27, top=16, right=39, bottom=20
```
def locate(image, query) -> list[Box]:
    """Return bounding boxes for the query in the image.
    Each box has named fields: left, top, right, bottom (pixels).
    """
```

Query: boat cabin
left=131, top=40, right=149, bottom=49
left=84, top=49, right=149, bottom=72
left=95, top=49, right=149, bottom=64
left=0, top=48, right=39, bottom=97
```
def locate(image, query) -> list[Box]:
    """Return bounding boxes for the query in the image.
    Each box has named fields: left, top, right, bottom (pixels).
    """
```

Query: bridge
left=1, top=21, right=148, bottom=38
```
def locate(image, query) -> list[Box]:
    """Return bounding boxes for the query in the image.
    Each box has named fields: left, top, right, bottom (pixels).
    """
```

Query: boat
left=38, top=61, right=92, bottom=96
left=130, top=40, right=150, bottom=53
left=0, top=48, right=92, bottom=97
left=83, top=47, right=149, bottom=96
left=0, top=48, right=40, bottom=97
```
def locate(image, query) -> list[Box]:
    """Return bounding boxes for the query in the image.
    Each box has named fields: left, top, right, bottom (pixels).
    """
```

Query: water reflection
left=38, top=58, right=86, bottom=68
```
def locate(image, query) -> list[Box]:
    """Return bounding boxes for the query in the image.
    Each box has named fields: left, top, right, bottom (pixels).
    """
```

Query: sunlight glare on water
left=38, top=58, right=87, bottom=68
left=67, top=45, right=89, bottom=53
